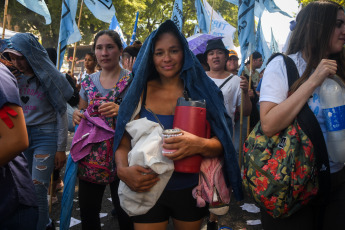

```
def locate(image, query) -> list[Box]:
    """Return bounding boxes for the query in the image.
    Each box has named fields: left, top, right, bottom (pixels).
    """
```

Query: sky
left=261, top=0, right=300, bottom=46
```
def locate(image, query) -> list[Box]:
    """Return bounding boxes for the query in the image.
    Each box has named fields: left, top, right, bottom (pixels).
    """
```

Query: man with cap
left=204, top=39, right=251, bottom=230
left=205, top=39, right=251, bottom=131
left=226, top=49, right=239, bottom=75
left=243, top=51, right=263, bottom=88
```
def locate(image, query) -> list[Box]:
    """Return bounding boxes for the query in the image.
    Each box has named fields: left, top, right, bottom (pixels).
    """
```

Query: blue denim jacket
left=1, top=33, right=73, bottom=115
left=113, top=20, right=243, bottom=201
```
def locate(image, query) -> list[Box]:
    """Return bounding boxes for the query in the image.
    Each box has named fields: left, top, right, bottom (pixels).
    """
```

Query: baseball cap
left=228, top=49, right=238, bottom=59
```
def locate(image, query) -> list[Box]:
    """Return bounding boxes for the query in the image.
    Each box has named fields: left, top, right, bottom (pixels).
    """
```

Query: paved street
left=50, top=132, right=263, bottom=230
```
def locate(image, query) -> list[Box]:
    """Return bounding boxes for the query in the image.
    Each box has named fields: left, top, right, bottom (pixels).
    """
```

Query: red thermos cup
left=173, top=97, right=210, bottom=173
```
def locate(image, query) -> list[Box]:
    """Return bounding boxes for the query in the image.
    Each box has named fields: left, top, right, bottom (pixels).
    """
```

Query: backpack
left=77, top=73, right=132, bottom=185
left=192, top=157, right=231, bottom=215
left=242, top=53, right=331, bottom=218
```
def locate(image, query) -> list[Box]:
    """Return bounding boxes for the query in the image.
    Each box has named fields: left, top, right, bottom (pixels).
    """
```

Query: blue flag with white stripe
left=109, top=15, right=127, bottom=48
left=171, top=0, right=183, bottom=32
left=57, top=0, right=82, bottom=70
left=130, top=12, right=139, bottom=45
left=238, top=0, right=255, bottom=76
left=16, top=0, right=51, bottom=24
left=195, top=0, right=210, bottom=33
left=84, top=0, right=115, bottom=23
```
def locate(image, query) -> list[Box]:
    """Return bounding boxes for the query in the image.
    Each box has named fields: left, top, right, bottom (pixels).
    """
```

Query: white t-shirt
left=209, top=74, right=241, bottom=126
left=260, top=52, right=343, bottom=173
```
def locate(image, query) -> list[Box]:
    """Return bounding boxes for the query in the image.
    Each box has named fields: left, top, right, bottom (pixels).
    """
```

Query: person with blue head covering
left=1, top=33, right=73, bottom=230
left=114, top=20, right=243, bottom=230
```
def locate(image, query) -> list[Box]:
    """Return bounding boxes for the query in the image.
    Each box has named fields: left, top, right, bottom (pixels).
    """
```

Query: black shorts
left=131, top=186, right=209, bottom=223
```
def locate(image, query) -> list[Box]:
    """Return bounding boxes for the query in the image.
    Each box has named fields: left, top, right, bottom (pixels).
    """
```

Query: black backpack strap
left=269, top=53, right=331, bottom=204
left=266, top=53, right=298, bottom=89
left=219, top=75, right=234, bottom=90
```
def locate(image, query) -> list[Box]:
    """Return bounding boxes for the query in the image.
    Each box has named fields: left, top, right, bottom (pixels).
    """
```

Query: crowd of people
left=1, top=1, right=345, bottom=230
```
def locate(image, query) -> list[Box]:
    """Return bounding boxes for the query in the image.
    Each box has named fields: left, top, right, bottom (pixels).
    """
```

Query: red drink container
left=173, top=97, right=210, bottom=173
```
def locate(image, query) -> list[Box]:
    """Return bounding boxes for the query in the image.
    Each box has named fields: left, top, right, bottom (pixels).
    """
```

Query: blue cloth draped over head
left=113, top=20, right=243, bottom=201
left=0, top=33, right=73, bottom=114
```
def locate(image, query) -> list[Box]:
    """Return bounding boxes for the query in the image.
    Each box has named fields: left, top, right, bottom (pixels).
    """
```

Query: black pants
left=78, top=177, right=134, bottom=230
left=261, top=167, right=345, bottom=230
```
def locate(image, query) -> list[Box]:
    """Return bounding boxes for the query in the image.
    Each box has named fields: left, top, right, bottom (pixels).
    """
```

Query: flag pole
left=71, top=0, right=84, bottom=77
left=57, top=43, right=61, bottom=70
left=246, top=17, right=257, bottom=137
left=239, top=78, right=244, bottom=168
left=2, top=0, right=9, bottom=39
left=239, top=14, right=256, bottom=169
left=246, top=55, right=253, bottom=136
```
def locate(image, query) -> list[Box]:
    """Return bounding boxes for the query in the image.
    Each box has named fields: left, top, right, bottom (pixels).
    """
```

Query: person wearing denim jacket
left=1, top=33, right=73, bottom=230
left=114, top=20, right=243, bottom=205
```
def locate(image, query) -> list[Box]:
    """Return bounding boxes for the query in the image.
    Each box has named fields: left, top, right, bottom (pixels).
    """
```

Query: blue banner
left=109, top=15, right=127, bottom=48
left=171, top=0, right=183, bottom=32
left=225, top=0, right=291, bottom=18
left=255, top=17, right=271, bottom=71
left=16, top=0, right=51, bottom=24
left=84, top=0, right=115, bottom=23
left=57, top=0, right=82, bottom=70
left=195, top=0, right=210, bottom=33
left=238, top=0, right=255, bottom=76
left=130, top=12, right=139, bottom=45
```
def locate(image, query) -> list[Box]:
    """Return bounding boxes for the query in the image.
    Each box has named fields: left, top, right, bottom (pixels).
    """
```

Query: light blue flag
left=195, top=0, right=210, bottom=33
left=270, top=27, right=279, bottom=54
left=57, top=0, right=82, bottom=70
left=194, top=25, right=200, bottom=35
left=171, top=0, right=183, bottom=32
left=263, top=0, right=291, bottom=17
left=84, top=0, right=115, bottom=23
left=16, top=0, right=51, bottom=24
left=255, top=17, right=272, bottom=71
left=109, top=15, right=127, bottom=48
left=225, top=0, right=291, bottom=18
left=238, top=0, right=255, bottom=76
left=225, top=0, right=238, bottom=5
left=130, top=12, right=139, bottom=45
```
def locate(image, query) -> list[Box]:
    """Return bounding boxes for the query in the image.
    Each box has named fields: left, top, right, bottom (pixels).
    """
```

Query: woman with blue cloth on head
left=1, top=33, right=73, bottom=230
left=114, top=20, right=243, bottom=230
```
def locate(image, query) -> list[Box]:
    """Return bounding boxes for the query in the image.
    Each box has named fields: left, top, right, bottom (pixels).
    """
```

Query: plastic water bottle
left=320, top=75, right=345, bottom=163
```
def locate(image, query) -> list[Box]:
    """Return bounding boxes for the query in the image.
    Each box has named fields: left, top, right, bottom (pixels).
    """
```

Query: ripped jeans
left=24, top=122, right=57, bottom=230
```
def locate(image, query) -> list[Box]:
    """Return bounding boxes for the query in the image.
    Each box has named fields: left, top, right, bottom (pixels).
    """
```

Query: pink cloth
left=70, top=111, right=114, bottom=162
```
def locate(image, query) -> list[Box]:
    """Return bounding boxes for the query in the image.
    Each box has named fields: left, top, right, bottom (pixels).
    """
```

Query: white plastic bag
left=118, top=118, right=174, bottom=216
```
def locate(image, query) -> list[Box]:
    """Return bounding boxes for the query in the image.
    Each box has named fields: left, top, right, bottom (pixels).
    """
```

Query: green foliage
left=298, top=0, right=345, bottom=7
left=0, top=0, right=239, bottom=48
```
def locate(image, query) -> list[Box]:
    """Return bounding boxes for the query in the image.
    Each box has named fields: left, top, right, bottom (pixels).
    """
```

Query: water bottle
left=320, top=75, right=345, bottom=163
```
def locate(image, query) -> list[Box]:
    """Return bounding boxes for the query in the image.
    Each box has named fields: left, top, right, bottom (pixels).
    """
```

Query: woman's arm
left=261, top=59, right=337, bottom=137
left=115, top=131, right=159, bottom=192
left=162, top=131, right=223, bottom=161
left=72, top=98, right=88, bottom=126
left=0, top=104, right=28, bottom=166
